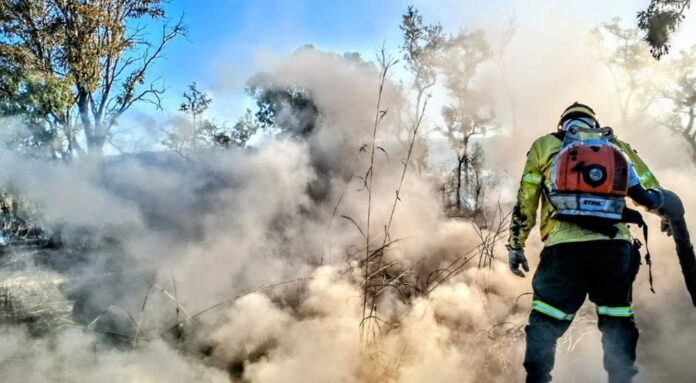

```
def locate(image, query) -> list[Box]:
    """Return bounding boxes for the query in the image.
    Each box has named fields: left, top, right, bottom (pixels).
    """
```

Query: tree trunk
left=77, top=90, right=107, bottom=158
left=462, top=136, right=470, bottom=208
left=87, top=136, right=105, bottom=157
left=86, top=121, right=106, bottom=157
left=473, top=168, right=483, bottom=212
left=456, top=154, right=463, bottom=210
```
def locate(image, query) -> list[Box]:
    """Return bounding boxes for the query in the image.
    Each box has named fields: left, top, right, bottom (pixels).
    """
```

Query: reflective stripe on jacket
left=508, top=132, right=660, bottom=249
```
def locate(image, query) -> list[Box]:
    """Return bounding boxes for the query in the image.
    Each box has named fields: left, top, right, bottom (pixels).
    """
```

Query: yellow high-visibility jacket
left=508, top=132, right=660, bottom=249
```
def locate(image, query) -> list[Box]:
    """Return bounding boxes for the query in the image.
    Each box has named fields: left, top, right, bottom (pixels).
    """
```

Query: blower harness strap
left=624, top=207, right=655, bottom=293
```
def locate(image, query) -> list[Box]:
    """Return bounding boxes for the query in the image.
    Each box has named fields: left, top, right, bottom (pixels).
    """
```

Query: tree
left=663, top=47, right=696, bottom=163
left=179, top=82, right=212, bottom=129
left=227, top=109, right=259, bottom=148
left=0, top=0, right=185, bottom=159
left=400, top=6, right=443, bottom=115
left=397, top=6, right=444, bottom=172
left=162, top=82, right=258, bottom=156
left=245, top=73, right=318, bottom=138
left=637, top=0, right=691, bottom=59
left=590, top=19, right=664, bottom=128
left=437, top=30, right=493, bottom=214
left=592, top=19, right=696, bottom=166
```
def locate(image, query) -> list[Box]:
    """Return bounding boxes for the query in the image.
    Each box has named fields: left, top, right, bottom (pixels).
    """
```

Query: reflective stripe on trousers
left=533, top=301, right=635, bottom=319
left=532, top=300, right=575, bottom=321
left=597, top=305, right=634, bottom=317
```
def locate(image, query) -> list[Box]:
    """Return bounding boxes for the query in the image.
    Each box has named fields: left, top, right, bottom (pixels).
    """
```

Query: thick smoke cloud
left=0, top=46, right=526, bottom=382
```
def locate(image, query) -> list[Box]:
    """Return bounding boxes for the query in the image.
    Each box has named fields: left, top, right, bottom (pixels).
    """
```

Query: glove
left=508, top=246, right=530, bottom=278
left=660, top=216, right=673, bottom=237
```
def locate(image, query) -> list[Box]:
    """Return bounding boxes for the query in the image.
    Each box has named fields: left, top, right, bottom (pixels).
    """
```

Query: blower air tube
left=659, top=190, right=696, bottom=307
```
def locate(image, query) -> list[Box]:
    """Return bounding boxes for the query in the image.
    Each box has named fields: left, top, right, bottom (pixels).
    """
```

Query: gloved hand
left=660, top=216, right=673, bottom=237
left=508, top=247, right=529, bottom=278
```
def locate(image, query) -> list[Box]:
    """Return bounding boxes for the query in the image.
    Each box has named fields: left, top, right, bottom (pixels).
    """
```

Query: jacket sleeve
left=508, top=142, right=543, bottom=250
left=615, top=140, right=660, bottom=189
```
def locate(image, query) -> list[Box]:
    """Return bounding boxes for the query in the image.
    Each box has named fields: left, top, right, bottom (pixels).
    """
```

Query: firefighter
left=507, top=102, right=667, bottom=383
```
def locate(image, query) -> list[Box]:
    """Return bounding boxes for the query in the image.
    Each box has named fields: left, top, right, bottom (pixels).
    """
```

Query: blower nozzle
left=659, top=190, right=696, bottom=307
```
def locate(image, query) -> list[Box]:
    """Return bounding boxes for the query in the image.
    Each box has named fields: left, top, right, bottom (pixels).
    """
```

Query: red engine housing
left=554, top=143, right=628, bottom=196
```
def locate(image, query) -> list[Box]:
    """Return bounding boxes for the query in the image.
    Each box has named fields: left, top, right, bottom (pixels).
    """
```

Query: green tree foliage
left=179, top=82, right=212, bottom=127
left=400, top=6, right=444, bottom=108
left=397, top=6, right=444, bottom=172
left=637, top=0, right=691, bottom=59
left=242, top=46, right=378, bottom=141
left=226, top=109, right=259, bottom=147
left=162, top=82, right=258, bottom=156
left=0, top=0, right=185, bottom=159
left=245, top=73, right=318, bottom=138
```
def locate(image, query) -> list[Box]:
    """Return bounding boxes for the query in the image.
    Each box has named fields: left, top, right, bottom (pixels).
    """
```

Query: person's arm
left=507, top=141, right=544, bottom=277
left=617, top=139, right=663, bottom=209
left=615, top=140, right=660, bottom=188
left=508, top=141, right=543, bottom=250
left=628, top=182, right=663, bottom=210
left=618, top=139, right=673, bottom=234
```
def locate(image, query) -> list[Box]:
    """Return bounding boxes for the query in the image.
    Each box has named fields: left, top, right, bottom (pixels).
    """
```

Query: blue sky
left=122, top=0, right=507, bottom=149
left=150, top=0, right=659, bottom=90
left=149, top=1, right=412, bottom=111
left=140, top=1, right=515, bottom=119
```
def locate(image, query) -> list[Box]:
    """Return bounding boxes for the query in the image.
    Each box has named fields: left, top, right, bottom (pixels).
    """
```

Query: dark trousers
left=524, top=240, right=640, bottom=383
